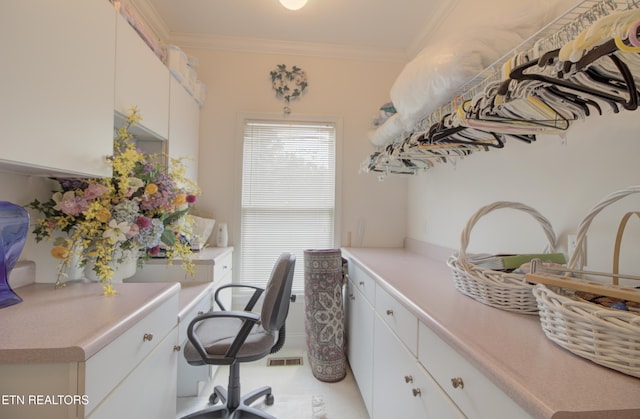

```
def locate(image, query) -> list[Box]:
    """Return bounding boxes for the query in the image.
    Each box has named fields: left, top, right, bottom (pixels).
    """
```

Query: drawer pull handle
left=412, top=388, right=422, bottom=397
left=173, top=345, right=181, bottom=352
left=404, top=375, right=413, bottom=383
left=451, top=377, right=464, bottom=389
left=143, top=333, right=154, bottom=342
left=386, top=309, right=394, bottom=316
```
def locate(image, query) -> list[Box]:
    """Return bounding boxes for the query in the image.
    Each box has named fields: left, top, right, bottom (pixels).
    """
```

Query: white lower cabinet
left=88, top=327, right=179, bottom=419
left=418, top=323, right=532, bottom=419
left=346, top=277, right=374, bottom=416
left=0, top=291, right=180, bottom=419
left=346, top=256, right=531, bottom=419
left=373, top=311, right=464, bottom=419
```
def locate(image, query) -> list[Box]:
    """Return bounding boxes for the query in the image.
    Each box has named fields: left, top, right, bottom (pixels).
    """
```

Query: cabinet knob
left=173, top=345, right=181, bottom=352
left=197, top=311, right=205, bottom=315
left=451, top=377, right=464, bottom=389
left=348, top=293, right=355, bottom=300
left=143, top=333, right=154, bottom=342
left=386, top=309, right=394, bottom=316
left=404, top=375, right=413, bottom=383
left=412, top=388, right=422, bottom=397
left=359, top=281, right=364, bottom=286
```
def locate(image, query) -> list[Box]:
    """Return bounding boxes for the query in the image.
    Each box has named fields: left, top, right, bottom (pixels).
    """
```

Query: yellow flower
left=145, top=183, right=158, bottom=195
left=96, top=208, right=111, bottom=223
left=51, top=246, right=69, bottom=259
left=174, top=193, right=187, bottom=206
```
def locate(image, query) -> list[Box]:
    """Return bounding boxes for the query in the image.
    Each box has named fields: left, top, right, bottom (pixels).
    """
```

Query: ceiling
left=134, top=0, right=458, bottom=60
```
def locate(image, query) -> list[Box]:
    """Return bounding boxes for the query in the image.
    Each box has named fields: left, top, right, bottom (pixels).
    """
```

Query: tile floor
left=176, top=348, right=369, bottom=419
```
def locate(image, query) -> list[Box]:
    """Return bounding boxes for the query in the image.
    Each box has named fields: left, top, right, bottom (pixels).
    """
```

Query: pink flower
left=148, top=245, right=161, bottom=256
left=59, top=196, right=89, bottom=217
left=186, top=194, right=197, bottom=204
left=84, top=183, right=108, bottom=200
left=126, top=224, right=139, bottom=238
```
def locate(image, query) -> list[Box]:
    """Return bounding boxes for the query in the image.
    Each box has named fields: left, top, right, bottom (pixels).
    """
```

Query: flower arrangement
left=27, top=107, right=200, bottom=295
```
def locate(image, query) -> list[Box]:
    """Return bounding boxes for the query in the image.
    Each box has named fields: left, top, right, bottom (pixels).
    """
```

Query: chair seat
left=184, top=316, right=276, bottom=365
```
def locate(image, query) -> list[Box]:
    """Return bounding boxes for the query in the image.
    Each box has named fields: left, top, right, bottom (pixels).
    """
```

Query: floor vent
left=267, top=356, right=303, bottom=367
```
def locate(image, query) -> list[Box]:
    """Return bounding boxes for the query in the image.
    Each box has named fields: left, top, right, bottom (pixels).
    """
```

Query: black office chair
left=181, top=252, right=296, bottom=419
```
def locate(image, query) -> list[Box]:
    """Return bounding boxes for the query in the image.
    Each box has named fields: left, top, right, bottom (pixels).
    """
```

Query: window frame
left=232, top=112, right=343, bottom=294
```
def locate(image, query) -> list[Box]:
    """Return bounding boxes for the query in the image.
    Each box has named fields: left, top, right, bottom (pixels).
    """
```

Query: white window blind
left=240, top=120, right=336, bottom=293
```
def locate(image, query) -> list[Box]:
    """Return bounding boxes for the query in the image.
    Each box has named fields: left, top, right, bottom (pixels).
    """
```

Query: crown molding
left=169, top=32, right=408, bottom=62
left=130, top=0, right=170, bottom=41
left=131, top=0, right=407, bottom=62
left=406, top=0, right=461, bottom=59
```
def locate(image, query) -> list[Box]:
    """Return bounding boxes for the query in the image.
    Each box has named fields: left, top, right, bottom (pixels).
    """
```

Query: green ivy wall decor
left=270, top=64, right=308, bottom=114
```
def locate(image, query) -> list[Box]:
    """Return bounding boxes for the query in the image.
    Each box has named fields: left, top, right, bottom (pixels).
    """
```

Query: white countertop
left=342, top=244, right=640, bottom=419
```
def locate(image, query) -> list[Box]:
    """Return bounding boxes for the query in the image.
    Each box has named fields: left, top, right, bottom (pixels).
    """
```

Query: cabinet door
left=0, top=0, right=115, bottom=177
left=373, top=316, right=464, bottom=419
left=88, top=327, right=179, bottom=419
left=418, top=322, right=531, bottom=419
left=115, top=13, right=169, bottom=140
left=169, top=76, right=200, bottom=183
left=346, top=279, right=374, bottom=416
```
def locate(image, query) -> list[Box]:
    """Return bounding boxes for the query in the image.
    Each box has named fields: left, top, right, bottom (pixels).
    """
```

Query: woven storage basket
left=532, top=185, right=640, bottom=378
left=447, top=201, right=558, bottom=315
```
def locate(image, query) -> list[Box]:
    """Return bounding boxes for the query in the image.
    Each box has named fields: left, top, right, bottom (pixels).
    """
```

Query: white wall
left=407, top=109, right=640, bottom=278
left=184, top=48, right=408, bottom=249
left=0, top=174, right=60, bottom=283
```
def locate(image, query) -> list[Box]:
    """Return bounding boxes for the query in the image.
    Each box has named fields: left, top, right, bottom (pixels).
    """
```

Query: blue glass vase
left=0, top=201, right=29, bottom=309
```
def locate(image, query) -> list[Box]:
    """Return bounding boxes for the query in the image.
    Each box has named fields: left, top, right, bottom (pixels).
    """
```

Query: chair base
left=181, top=384, right=276, bottom=419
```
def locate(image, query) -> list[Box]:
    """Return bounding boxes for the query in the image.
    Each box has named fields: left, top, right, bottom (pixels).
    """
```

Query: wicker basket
left=447, top=201, right=558, bottom=315
left=532, top=185, right=640, bottom=378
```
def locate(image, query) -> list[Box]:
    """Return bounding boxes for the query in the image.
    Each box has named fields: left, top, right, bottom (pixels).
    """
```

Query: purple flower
left=186, top=194, right=197, bottom=204
left=136, top=216, right=151, bottom=229
left=148, top=245, right=161, bottom=256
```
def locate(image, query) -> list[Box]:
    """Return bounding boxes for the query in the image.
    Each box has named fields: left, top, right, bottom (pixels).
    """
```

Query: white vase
left=84, top=246, right=139, bottom=283
left=216, top=223, right=228, bottom=247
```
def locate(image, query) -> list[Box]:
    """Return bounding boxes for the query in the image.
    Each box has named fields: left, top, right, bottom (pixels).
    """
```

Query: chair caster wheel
left=265, top=394, right=274, bottom=406
left=209, top=393, right=219, bottom=404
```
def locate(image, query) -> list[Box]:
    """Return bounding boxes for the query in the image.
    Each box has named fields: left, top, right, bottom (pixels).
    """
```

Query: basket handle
left=458, top=201, right=557, bottom=266
left=568, top=185, right=640, bottom=270
left=612, top=211, right=640, bottom=285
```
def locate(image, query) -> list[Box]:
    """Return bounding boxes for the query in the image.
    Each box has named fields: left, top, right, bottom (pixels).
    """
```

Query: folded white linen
left=368, top=113, right=406, bottom=146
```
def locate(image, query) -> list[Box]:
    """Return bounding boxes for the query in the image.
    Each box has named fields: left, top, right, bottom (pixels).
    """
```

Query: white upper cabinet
left=115, top=13, right=170, bottom=140
left=168, top=76, right=199, bottom=182
left=0, top=0, right=116, bottom=177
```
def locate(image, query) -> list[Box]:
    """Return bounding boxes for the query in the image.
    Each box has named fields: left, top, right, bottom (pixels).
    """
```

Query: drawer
left=178, top=287, right=213, bottom=344
left=213, top=252, right=232, bottom=282
left=129, top=262, right=213, bottom=282
left=418, top=322, right=532, bottom=419
left=84, top=292, right=179, bottom=415
left=348, top=261, right=376, bottom=304
left=375, top=285, right=418, bottom=356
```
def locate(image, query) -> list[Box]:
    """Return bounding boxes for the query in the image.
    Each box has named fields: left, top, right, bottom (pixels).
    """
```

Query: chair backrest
left=260, top=252, right=296, bottom=332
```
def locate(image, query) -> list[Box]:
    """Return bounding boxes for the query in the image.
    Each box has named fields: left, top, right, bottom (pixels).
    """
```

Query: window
left=239, top=118, right=337, bottom=293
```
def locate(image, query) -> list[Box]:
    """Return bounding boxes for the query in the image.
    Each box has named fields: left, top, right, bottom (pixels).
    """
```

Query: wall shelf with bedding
left=365, top=0, right=640, bottom=179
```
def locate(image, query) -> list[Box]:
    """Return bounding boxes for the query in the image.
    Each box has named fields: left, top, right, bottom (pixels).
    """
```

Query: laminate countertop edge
left=341, top=246, right=640, bottom=419
left=0, top=281, right=181, bottom=364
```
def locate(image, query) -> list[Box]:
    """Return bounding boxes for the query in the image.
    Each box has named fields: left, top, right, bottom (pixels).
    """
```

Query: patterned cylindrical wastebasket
left=304, top=249, right=346, bottom=382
